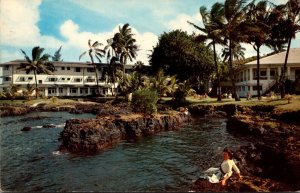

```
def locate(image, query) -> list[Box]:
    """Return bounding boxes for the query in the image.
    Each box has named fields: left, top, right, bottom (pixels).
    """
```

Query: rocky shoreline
left=1, top=102, right=299, bottom=191
left=58, top=112, right=190, bottom=153
left=189, top=104, right=300, bottom=191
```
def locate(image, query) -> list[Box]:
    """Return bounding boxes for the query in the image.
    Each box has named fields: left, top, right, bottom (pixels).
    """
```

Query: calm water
left=0, top=112, right=248, bottom=192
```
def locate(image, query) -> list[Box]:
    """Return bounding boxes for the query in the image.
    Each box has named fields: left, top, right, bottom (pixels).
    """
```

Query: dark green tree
left=149, top=30, right=214, bottom=93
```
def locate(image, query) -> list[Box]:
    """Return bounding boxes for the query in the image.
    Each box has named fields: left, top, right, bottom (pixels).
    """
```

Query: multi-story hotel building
left=0, top=60, right=133, bottom=97
left=235, top=48, right=300, bottom=97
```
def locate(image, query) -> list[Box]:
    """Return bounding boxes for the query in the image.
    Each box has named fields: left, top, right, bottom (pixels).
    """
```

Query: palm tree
left=150, top=68, right=177, bottom=99
left=243, top=0, right=271, bottom=99
left=280, top=0, right=300, bottom=98
left=113, top=23, right=139, bottom=79
left=18, top=46, right=55, bottom=99
left=222, top=0, right=247, bottom=101
left=79, top=39, right=106, bottom=95
left=188, top=2, right=225, bottom=101
left=265, top=3, right=288, bottom=53
left=52, top=46, right=63, bottom=61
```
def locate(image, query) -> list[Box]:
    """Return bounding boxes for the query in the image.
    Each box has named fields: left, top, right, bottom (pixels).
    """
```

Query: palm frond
left=79, top=51, right=87, bottom=61
left=20, top=49, right=32, bottom=63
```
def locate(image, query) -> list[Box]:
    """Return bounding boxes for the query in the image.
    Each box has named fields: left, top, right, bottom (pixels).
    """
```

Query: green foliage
left=149, top=30, right=215, bottom=82
left=150, top=68, right=177, bottom=98
left=52, top=46, right=63, bottom=61
left=173, top=81, right=190, bottom=104
left=131, top=88, right=158, bottom=114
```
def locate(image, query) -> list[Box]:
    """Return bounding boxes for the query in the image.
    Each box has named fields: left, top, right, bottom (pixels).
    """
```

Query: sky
left=0, top=0, right=299, bottom=66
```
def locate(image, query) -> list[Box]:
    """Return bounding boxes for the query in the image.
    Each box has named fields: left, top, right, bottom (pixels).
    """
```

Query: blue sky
left=0, top=0, right=298, bottom=65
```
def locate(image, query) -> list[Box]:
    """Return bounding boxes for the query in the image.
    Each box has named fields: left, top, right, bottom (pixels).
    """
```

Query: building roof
left=246, top=48, right=300, bottom=65
left=0, top=60, right=135, bottom=68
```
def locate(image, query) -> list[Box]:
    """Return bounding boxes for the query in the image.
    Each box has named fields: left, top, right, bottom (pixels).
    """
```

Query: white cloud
left=59, top=20, right=158, bottom=64
left=0, top=0, right=63, bottom=50
left=166, top=13, right=203, bottom=34
left=0, top=0, right=41, bottom=46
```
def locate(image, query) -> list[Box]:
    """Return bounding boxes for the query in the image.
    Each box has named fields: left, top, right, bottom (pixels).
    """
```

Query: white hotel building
left=235, top=48, right=300, bottom=97
left=0, top=60, right=133, bottom=97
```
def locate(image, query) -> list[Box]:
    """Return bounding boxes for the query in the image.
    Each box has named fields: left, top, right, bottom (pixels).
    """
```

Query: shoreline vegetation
left=0, top=95, right=299, bottom=191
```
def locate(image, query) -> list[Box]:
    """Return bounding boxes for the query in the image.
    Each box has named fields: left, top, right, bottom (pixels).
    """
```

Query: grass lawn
left=160, top=95, right=300, bottom=113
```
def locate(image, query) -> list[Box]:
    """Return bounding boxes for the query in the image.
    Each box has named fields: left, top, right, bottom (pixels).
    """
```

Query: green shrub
left=132, top=88, right=158, bottom=114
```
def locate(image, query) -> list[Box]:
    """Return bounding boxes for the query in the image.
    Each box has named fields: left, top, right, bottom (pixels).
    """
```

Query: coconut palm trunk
left=212, top=41, right=221, bottom=101
left=281, top=37, right=291, bottom=98
left=229, top=39, right=240, bottom=101
left=34, top=70, right=38, bottom=99
left=256, top=46, right=261, bottom=99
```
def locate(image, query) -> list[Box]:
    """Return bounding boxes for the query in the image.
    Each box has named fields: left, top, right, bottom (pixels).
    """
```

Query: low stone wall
left=59, top=113, right=189, bottom=153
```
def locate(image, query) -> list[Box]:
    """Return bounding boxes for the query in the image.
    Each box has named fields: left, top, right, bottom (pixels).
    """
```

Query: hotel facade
left=235, top=48, right=300, bottom=97
left=0, top=60, right=133, bottom=97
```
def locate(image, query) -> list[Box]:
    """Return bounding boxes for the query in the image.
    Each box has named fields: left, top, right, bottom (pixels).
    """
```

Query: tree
left=243, top=0, right=271, bottom=99
left=18, top=46, right=55, bottom=99
left=150, top=30, right=215, bottom=91
left=79, top=39, right=106, bottom=95
left=111, top=23, right=139, bottom=79
left=188, top=2, right=225, bottom=101
left=52, top=46, right=63, bottom=61
left=150, top=68, right=177, bottom=99
left=280, top=0, right=300, bottom=98
left=221, top=0, right=247, bottom=101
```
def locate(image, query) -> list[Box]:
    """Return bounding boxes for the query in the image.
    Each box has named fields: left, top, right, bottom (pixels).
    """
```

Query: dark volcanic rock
left=59, top=113, right=189, bottom=153
left=226, top=114, right=300, bottom=190
left=21, top=126, right=32, bottom=131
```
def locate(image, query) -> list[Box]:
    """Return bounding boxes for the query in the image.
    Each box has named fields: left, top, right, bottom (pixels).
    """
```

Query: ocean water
left=0, top=112, right=248, bottom=192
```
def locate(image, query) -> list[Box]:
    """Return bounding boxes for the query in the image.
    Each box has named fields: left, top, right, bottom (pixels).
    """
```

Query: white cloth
left=202, top=159, right=240, bottom=183
left=203, top=167, right=222, bottom=183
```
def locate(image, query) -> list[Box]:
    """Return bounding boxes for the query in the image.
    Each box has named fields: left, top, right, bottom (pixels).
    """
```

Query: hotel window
left=73, top=78, right=82, bottom=83
left=4, top=77, right=11, bottom=81
left=48, top=77, right=57, bottom=82
left=59, top=88, right=64, bottom=93
left=4, top=65, right=9, bottom=70
left=87, top=68, right=95, bottom=72
left=75, top=67, right=81, bottom=72
left=270, top=70, right=276, bottom=76
left=39, top=80, right=42, bottom=84
left=61, top=67, right=65, bottom=70
left=19, top=77, right=26, bottom=82
left=70, top=88, right=77, bottom=94
left=67, top=78, right=71, bottom=81
left=86, top=77, right=95, bottom=82
left=28, top=77, right=33, bottom=81
left=67, top=67, right=71, bottom=70
left=260, top=71, right=266, bottom=76
left=296, top=70, right=300, bottom=79
left=48, top=88, right=56, bottom=94
left=80, top=88, right=88, bottom=94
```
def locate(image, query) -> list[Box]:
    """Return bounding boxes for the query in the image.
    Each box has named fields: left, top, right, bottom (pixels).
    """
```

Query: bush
left=132, top=88, right=158, bottom=114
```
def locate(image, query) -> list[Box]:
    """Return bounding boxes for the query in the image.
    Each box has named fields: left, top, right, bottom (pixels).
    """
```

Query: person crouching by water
left=220, top=148, right=241, bottom=186
left=201, top=148, right=241, bottom=186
